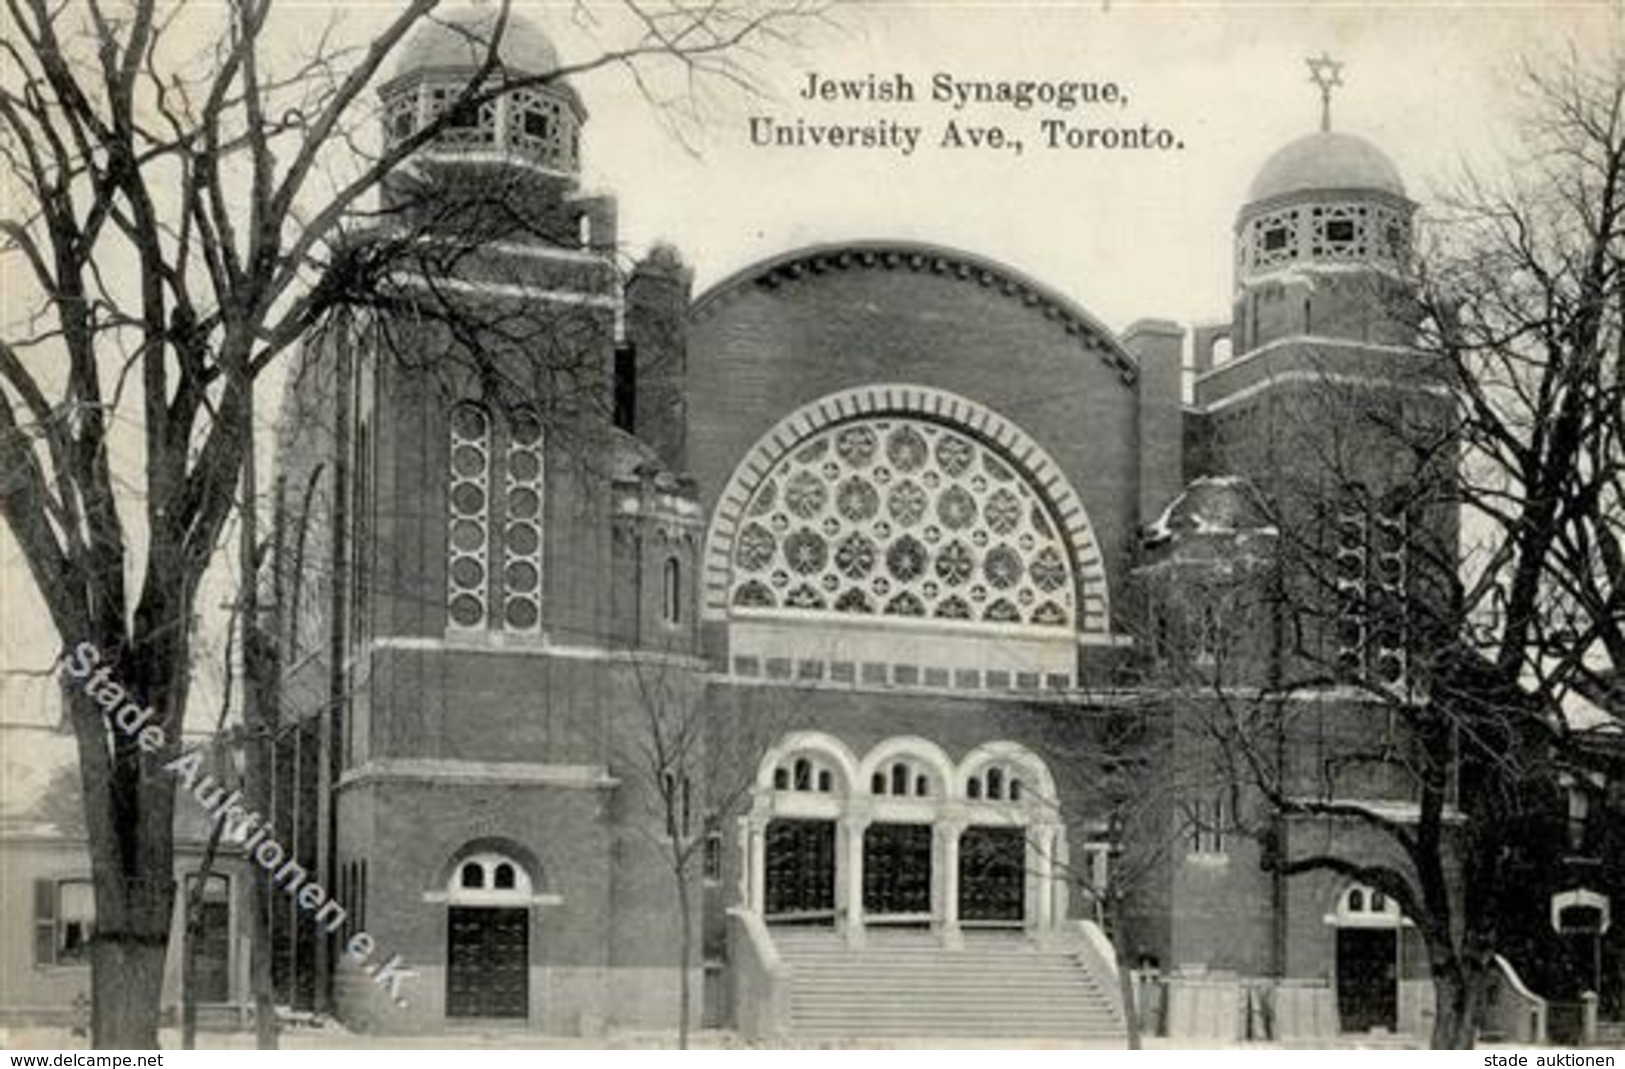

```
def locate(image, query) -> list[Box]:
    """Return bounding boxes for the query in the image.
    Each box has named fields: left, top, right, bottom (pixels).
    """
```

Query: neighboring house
left=0, top=733, right=252, bottom=1028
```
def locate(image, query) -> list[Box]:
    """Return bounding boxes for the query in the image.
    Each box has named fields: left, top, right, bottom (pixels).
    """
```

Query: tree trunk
left=91, top=927, right=171, bottom=1049
left=240, top=377, right=281, bottom=1050
left=1429, top=957, right=1488, bottom=1049
left=1107, top=902, right=1142, bottom=1049
left=1115, top=944, right=1142, bottom=1048
left=67, top=679, right=181, bottom=1050
left=676, top=863, right=693, bottom=1050
left=181, top=815, right=228, bottom=1049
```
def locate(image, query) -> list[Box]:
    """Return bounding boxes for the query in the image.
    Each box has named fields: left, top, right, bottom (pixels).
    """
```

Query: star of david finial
left=1306, top=52, right=1344, bottom=132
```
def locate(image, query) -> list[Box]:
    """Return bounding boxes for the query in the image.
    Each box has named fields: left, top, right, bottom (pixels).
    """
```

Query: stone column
left=1034, top=824, right=1058, bottom=935
left=843, top=816, right=868, bottom=947
left=744, top=818, right=767, bottom=915
left=939, top=821, right=964, bottom=950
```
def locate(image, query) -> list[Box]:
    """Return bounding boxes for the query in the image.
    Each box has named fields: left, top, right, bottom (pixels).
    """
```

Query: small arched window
left=872, top=759, right=931, bottom=797
left=663, top=557, right=682, bottom=625
left=967, top=763, right=1028, bottom=805
left=1349, top=888, right=1365, bottom=912
left=774, top=753, right=839, bottom=795
left=449, top=852, right=532, bottom=903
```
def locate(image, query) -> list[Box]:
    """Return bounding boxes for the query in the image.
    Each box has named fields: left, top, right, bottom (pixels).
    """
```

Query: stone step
left=772, top=925, right=1124, bottom=1043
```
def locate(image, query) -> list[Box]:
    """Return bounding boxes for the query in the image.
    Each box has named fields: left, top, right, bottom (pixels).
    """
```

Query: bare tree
left=617, top=653, right=791, bottom=1048
left=1195, top=47, right=1622, bottom=1049
left=0, top=0, right=828, bottom=1047
left=1030, top=699, right=1192, bottom=1049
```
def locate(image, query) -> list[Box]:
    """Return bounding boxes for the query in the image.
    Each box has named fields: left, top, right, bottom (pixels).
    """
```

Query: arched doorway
left=745, top=735, right=1064, bottom=942
left=445, top=852, right=532, bottom=1019
left=760, top=747, right=845, bottom=925
left=1334, top=884, right=1401, bottom=1033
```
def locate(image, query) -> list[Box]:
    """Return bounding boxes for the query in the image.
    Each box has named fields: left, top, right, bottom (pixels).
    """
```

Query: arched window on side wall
left=663, top=557, right=682, bottom=625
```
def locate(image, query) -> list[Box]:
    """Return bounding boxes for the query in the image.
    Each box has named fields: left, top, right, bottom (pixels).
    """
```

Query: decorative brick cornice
left=690, top=241, right=1138, bottom=387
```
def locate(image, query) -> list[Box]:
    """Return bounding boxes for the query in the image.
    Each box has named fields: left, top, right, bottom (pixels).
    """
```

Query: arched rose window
left=728, top=418, right=1074, bottom=630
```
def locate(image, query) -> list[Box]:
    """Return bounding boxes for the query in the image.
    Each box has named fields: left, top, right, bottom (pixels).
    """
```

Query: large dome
left=1246, top=131, right=1406, bottom=203
left=393, top=6, right=561, bottom=77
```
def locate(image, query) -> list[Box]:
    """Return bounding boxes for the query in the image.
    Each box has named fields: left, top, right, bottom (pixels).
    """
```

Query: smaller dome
left=1143, top=477, right=1277, bottom=550
left=1247, top=131, right=1406, bottom=204
left=393, top=6, right=561, bottom=78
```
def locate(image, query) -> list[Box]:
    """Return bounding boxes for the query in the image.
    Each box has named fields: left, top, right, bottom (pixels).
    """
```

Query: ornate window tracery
left=448, top=403, right=543, bottom=635
left=385, top=81, right=580, bottom=171
left=1240, top=200, right=1411, bottom=275
left=728, top=417, right=1075, bottom=629
left=502, top=410, right=545, bottom=633
left=448, top=403, right=491, bottom=630
left=424, top=84, right=499, bottom=147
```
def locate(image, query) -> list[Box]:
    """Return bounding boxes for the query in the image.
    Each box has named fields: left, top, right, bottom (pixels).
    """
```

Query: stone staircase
left=772, top=927, right=1126, bottom=1043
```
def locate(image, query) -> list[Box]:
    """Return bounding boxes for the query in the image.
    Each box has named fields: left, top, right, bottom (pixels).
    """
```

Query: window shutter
left=33, top=879, right=56, bottom=965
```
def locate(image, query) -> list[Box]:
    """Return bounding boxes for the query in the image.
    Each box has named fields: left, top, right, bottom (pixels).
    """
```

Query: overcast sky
left=567, top=0, right=1621, bottom=327
left=2, top=1, right=1620, bottom=760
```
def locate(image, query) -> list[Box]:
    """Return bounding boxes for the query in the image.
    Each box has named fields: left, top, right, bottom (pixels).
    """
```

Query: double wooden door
left=447, top=906, right=529, bottom=1019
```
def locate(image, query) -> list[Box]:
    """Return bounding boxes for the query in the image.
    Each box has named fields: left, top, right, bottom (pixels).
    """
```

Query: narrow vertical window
left=703, top=827, right=723, bottom=881
left=447, top=403, right=490, bottom=631
left=502, top=409, right=545, bottom=633
left=663, top=557, right=682, bottom=625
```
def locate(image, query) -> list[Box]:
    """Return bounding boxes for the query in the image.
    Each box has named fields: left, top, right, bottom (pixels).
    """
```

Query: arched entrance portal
left=445, top=853, right=532, bottom=1019
left=745, top=735, right=1065, bottom=944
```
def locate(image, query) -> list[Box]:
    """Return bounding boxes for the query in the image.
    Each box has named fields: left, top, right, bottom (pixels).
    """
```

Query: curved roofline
left=690, top=240, right=1139, bottom=386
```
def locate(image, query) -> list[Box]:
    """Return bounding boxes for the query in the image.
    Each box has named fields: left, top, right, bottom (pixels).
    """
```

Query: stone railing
left=727, top=908, right=790, bottom=1042
left=1479, top=954, right=1548, bottom=1045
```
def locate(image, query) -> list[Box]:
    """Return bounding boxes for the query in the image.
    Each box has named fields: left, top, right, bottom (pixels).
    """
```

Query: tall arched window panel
left=447, top=403, right=492, bottom=631
left=502, top=410, right=545, bottom=633
left=447, top=403, right=544, bottom=635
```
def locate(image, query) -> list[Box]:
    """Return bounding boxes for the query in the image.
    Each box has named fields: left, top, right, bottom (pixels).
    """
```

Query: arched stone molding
left=753, top=731, right=861, bottom=822
left=756, top=730, right=861, bottom=790
left=702, top=383, right=1111, bottom=635
left=433, top=836, right=545, bottom=894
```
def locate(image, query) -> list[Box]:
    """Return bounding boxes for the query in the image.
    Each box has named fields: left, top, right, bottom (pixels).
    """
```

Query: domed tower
left=376, top=5, right=613, bottom=247
left=1187, top=63, right=1455, bottom=694
left=1231, top=129, right=1417, bottom=352
left=273, top=7, right=664, bottom=1035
